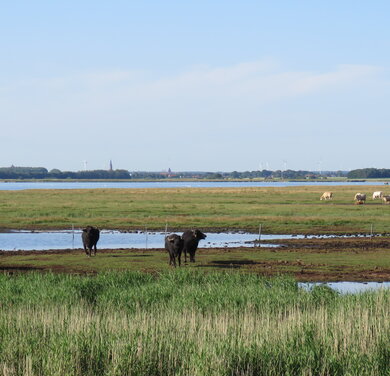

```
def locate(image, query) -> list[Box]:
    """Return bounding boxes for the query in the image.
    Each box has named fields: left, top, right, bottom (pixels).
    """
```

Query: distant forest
left=0, top=167, right=131, bottom=180
left=0, top=166, right=349, bottom=180
left=347, top=168, right=390, bottom=179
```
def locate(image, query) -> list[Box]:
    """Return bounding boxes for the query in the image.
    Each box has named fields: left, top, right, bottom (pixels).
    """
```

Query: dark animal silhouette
left=82, top=226, right=100, bottom=256
left=164, top=234, right=184, bottom=267
left=182, top=229, right=207, bottom=263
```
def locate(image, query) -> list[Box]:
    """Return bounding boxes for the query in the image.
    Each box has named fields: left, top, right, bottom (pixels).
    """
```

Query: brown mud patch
left=259, top=236, right=390, bottom=252
left=0, top=237, right=389, bottom=282
left=198, top=259, right=390, bottom=282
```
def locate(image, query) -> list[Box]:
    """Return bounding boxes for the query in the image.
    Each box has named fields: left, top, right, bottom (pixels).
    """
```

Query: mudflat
left=1, top=236, right=389, bottom=282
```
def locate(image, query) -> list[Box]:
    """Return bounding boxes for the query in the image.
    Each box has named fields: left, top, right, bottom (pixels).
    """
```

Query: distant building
left=160, top=168, right=178, bottom=178
left=109, top=160, right=113, bottom=171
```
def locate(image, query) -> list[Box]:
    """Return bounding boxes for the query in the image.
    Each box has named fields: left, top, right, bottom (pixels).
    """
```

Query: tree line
left=0, top=167, right=131, bottom=180
left=347, top=168, right=390, bottom=179
left=0, top=166, right=349, bottom=180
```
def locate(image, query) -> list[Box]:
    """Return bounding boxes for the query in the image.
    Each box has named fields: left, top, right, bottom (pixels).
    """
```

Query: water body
left=0, top=231, right=378, bottom=252
left=299, top=282, right=390, bottom=294
left=0, top=230, right=279, bottom=251
left=0, top=181, right=387, bottom=191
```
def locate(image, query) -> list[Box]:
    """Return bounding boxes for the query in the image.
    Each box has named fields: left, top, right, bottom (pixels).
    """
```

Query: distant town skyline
left=1, top=2, right=390, bottom=172
left=3, top=165, right=389, bottom=181
left=0, top=162, right=365, bottom=174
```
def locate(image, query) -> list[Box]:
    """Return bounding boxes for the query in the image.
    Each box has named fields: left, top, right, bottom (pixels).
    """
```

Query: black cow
left=182, top=229, right=207, bottom=263
left=164, top=234, right=184, bottom=267
left=82, top=226, right=100, bottom=256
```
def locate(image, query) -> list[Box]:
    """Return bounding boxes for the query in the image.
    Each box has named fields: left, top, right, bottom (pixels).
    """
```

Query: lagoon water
left=0, top=180, right=387, bottom=191
left=300, top=282, right=390, bottom=294
left=0, top=231, right=376, bottom=252
left=0, top=230, right=278, bottom=251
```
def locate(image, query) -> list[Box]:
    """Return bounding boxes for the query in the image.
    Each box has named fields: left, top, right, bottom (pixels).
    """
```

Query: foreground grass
left=1, top=185, right=390, bottom=233
left=0, top=270, right=389, bottom=375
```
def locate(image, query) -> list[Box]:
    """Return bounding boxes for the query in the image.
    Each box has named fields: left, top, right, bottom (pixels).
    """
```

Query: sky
left=1, top=1, right=390, bottom=172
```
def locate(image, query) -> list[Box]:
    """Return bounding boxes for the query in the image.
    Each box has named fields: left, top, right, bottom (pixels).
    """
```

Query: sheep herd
left=320, top=190, right=390, bottom=204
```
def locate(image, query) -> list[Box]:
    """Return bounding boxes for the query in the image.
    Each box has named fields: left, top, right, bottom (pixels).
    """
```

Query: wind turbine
left=281, top=160, right=287, bottom=180
left=317, top=160, right=323, bottom=176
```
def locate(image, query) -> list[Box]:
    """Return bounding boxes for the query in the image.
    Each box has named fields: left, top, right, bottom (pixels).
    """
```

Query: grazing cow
left=82, top=226, right=100, bottom=256
left=164, top=234, right=184, bottom=267
left=354, top=193, right=366, bottom=205
left=372, top=191, right=383, bottom=199
left=320, top=191, right=333, bottom=201
left=182, top=229, right=207, bottom=263
left=382, top=196, right=390, bottom=204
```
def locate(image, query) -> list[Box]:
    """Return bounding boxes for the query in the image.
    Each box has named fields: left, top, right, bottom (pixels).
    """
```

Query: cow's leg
left=184, top=248, right=188, bottom=263
left=177, top=252, right=181, bottom=267
left=190, top=251, right=195, bottom=263
left=84, top=245, right=91, bottom=257
left=93, top=244, right=97, bottom=256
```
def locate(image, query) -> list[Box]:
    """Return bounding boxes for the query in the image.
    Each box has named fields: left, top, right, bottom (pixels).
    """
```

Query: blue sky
left=1, top=1, right=390, bottom=171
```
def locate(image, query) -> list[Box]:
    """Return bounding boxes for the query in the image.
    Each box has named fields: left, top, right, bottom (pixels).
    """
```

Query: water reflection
left=0, top=180, right=388, bottom=191
left=0, top=230, right=275, bottom=251
left=299, top=281, right=390, bottom=294
left=0, top=230, right=380, bottom=252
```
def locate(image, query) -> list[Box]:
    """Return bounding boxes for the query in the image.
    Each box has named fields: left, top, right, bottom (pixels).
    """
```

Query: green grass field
left=1, top=185, right=390, bottom=233
left=0, top=271, right=389, bottom=376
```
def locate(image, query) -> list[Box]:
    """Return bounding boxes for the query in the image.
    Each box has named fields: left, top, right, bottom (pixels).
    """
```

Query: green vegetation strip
left=0, top=271, right=388, bottom=375
left=1, top=240, right=390, bottom=281
left=1, top=185, right=390, bottom=233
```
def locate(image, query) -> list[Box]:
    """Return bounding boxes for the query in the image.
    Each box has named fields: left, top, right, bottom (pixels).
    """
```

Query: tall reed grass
left=0, top=271, right=389, bottom=375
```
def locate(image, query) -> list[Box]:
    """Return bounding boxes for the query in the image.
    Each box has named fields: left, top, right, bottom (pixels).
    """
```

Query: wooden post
left=370, top=224, right=373, bottom=240
left=72, top=224, right=74, bottom=249
left=145, top=227, right=148, bottom=249
left=258, top=224, right=262, bottom=247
